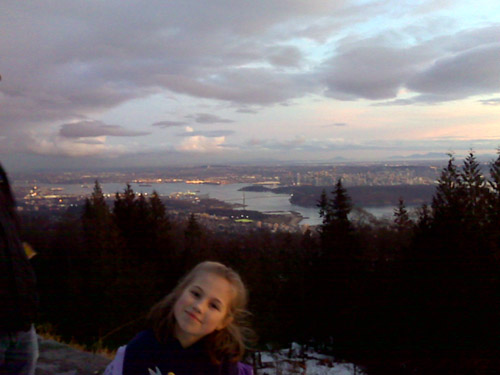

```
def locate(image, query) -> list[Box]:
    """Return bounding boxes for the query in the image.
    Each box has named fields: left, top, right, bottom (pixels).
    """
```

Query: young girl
left=105, top=261, right=254, bottom=375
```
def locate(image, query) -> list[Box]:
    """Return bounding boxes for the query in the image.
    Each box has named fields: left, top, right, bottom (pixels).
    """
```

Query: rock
left=36, top=337, right=111, bottom=375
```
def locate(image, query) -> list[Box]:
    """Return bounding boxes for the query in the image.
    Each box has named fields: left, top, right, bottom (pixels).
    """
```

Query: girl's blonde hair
left=148, top=261, right=253, bottom=364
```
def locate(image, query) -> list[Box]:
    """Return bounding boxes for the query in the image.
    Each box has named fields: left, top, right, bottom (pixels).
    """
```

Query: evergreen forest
left=21, top=152, right=500, bottom=375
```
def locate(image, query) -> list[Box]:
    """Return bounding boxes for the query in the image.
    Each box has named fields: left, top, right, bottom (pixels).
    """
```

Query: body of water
left=30, top=182, right=403, bottom=226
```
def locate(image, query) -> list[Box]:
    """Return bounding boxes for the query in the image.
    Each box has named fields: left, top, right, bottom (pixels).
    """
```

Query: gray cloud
left=320, top=26, right=500, bottom=103
left=2, top=0, right=500, bottom=165
left=236, top=107, right=259, bottom=114
left=371, top=98, right=418, bottom=106
left=242, top=136, right=500, bottom=154
left=3, top=0, right=497, bottom=138
left=246, top=138, right=263, bottom=146
left=407, top=44, right=500, bottom=100
left=266, top=45, right=304, bottom=67
left=156, top=69, right=306, bottom=105
left=443, top=25, right=500, bottom=54
left=59, top=120, right=150, bottom=138
left=321, top=43, right=431, bottom=100
left=72, top=138, right=106, bottom=145
left=323, top=123, right=348, bottom=127
left=152, top=120, right=188, bottom=128
left=177, top=130, right=235, bottom=138
left=242, top=137, right=374, bottom=152
left=0, top=129, right=125, bottom=158
left=188, top=113, right=235, bottom=124
left=1, top=0, right=340, bottom=135
left=479, top=98, right=500, bottom=106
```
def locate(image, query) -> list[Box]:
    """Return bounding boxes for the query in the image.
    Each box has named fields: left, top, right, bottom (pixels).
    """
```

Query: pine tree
left=114, top=184, right=136, bottom=214
left=148, top=191, right=172, bottom=268
left=318, top=179, right=354, bottom=249
left=461, top=151, right=489, bottom=225
left=314, top=179, right=357, bottom=342
left=183, top=213, right=203, bottom=269
left=113, top=184, right=137, bottom=239
left=80, top=181, right=123, bottom=336
left=488, top=149, right=500, bottom=219
left=185, top=213, right=201, bottom=239
left=149, top=191, right=167, bottom=225
left=330, top=178, right=353, bottom=225
left=487, top=150, right=500, bottom=256
left=394, top=197, right=411, bottom=231
left=416, top=203, right=432, bottom=233
left=489, top=149, right=500, bottom=193
left=136, top=193, right=149, bottom=222
left=81, top=180, right=115, bottom=256
left=317, top=189, right=329, bottom=223
left=432, top=153, right=464, bottom=225
left=411, top=151, right=500, bottom=363
left=82, top=181, right=110, bottom=230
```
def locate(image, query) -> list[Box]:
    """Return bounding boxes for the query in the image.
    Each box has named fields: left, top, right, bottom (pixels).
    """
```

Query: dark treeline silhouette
left=20, top=151, right=500, bottom=374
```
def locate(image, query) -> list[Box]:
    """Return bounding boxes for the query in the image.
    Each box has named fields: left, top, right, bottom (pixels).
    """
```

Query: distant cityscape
left=13, top=161, right=445, bottom=186
left=12, top=161, right=464, bottom=232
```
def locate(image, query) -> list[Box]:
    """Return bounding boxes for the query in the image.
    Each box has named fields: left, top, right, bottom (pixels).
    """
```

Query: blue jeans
left=0, top=325, right=38, bottom=375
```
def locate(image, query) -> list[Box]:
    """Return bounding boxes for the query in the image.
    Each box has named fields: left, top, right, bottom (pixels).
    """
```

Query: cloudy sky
left=1, top=0, right=500, bottom=171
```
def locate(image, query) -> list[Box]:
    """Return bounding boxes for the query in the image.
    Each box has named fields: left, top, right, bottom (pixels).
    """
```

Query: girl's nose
left=192, top=301, right=203, bottom=313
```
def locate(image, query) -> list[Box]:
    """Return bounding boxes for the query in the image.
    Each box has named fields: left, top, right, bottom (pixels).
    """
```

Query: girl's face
left=173, top=271, right=234, bottom=348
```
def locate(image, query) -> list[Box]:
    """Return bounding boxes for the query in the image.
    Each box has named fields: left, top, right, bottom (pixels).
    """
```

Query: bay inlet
left=27, top=182, right=404, bottom=226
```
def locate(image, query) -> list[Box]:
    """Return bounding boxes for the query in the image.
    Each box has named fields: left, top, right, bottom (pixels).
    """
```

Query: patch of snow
left=254, top=343, right=364, bottom=375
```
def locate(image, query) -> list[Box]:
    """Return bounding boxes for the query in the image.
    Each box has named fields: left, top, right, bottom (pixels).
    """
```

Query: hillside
left=36, top=337, right=110, bottom=375
left=241, top=184, right=436, bottom=207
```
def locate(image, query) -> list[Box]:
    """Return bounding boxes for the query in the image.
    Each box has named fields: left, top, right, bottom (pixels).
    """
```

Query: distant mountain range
left=389, top=152, right=498, bottom=161
left=389, top=152, right=450, bottom=160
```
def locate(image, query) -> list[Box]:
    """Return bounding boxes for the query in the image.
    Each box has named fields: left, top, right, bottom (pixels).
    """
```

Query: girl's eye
left=210, top=303, right=221, bottom=311
left=190, top=290, right=201, bottom=298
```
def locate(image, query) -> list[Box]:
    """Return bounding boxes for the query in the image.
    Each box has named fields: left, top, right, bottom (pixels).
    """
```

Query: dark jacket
left=0, top=165, right=38, bottom=332
left=123, top=330, right=238, bottom=375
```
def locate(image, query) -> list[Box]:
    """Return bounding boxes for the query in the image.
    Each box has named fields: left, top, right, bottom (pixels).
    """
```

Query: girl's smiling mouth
left=186, top=311, right=201, bottom=323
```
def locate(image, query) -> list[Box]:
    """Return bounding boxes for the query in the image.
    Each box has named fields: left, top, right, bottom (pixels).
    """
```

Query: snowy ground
left=36, top=336, right=364, bottom=375
left=253, top=343, right=364, bottom=375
